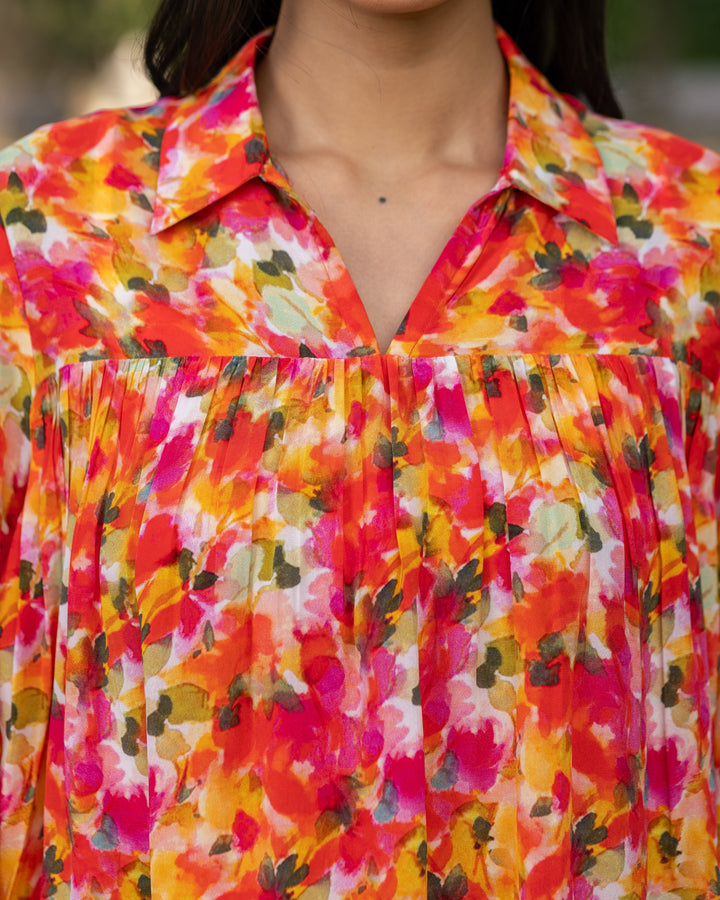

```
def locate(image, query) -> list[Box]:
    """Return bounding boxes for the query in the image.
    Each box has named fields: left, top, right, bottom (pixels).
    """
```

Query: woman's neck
left=256, top=0, right=508, bottom=181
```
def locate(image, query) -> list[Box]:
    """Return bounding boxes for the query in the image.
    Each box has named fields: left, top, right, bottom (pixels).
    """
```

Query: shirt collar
left=150, top=31, right=273, bottom=235
left=151, top=26, right=618, bottom=245
left=495, top=28, right=617, bottom=244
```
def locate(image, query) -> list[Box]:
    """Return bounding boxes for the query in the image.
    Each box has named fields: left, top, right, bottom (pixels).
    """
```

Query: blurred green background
left=1, top=0, right=719, bottom=147
left=608, top=0, right=720, bottom=62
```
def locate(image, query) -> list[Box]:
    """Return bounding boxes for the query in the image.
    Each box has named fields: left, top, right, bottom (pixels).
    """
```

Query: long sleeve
left=692, top=216, right=720, bottom=843
left=0, top=220, right=32, bottom=574
left=0, top=210, right=42, bottom=897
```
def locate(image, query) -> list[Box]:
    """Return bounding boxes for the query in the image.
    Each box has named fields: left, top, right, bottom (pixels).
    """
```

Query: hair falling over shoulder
left=144, top=0, right=622, bottom=118
left=144, top=0, right=282, bottom=98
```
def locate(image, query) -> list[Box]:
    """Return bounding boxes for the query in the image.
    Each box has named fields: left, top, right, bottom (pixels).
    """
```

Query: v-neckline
left=259, top=156, right=511, bottom=357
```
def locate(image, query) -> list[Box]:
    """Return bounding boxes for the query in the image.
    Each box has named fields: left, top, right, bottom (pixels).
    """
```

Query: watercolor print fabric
left=2, top=25, right=720, bottom=900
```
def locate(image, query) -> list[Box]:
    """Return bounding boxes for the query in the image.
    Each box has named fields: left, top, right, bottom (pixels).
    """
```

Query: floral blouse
left=2, top=25, right=720, bottom=900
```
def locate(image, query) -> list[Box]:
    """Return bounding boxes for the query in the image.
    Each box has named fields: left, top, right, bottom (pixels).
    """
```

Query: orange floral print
left=2, top=25, right=720, bottom=900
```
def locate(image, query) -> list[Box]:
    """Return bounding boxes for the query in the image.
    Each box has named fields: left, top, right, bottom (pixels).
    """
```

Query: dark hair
left=145, top=0, right=622, bottom=118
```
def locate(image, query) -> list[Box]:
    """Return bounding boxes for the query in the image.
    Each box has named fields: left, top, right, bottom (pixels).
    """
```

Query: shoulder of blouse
left=579, top=105, right=720, bottom=242
left=0, top=96, right=177, bottom=224
left=576, top=108, right=720, bottom=381
left=0, top=99, right=176, bottom=390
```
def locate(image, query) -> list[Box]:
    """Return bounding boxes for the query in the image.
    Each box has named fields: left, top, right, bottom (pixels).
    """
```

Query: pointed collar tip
left=579, top=209, right=619, bottom=246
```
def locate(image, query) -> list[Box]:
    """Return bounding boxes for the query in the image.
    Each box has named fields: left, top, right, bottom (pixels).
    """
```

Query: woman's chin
left=327, top=0, right=458, bottom=15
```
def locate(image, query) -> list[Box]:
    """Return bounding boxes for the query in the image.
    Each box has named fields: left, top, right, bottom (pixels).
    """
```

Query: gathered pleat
left=8, top=351, right=719, bottom=899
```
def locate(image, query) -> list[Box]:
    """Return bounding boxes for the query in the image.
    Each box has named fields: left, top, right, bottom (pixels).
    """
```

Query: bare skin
left=255, top=0, right=508, bottom=353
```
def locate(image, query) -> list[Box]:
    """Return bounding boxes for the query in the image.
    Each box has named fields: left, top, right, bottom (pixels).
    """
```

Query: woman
left=1, top=0, right=719, bottom=897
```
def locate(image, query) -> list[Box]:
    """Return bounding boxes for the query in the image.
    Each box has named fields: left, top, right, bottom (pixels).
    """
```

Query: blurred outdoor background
left=0, top=0, right=719, bottom=150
